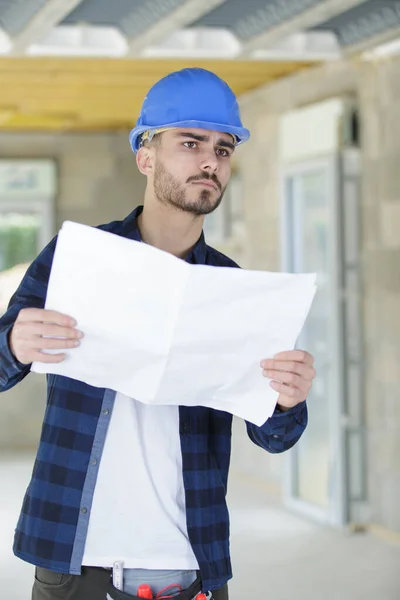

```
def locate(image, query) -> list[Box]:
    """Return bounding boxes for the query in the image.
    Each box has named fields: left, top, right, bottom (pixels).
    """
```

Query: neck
left=137, top=195, right=204, bottom=259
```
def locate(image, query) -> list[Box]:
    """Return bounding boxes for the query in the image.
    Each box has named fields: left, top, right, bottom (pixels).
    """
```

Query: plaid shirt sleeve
left=0, top=237, right=57, bottom=392
left=246, top=400, right=308, bottom=453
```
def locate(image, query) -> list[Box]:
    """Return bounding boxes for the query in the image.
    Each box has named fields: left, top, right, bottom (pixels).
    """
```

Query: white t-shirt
left=82, top=392, right=199, bottom=570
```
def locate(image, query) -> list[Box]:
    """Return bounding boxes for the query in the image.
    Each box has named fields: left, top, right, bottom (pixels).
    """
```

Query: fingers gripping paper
left=32, top=222, right=316, bottom=426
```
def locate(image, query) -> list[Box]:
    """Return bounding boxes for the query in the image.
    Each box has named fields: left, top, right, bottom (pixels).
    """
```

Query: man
left=0, top=68, right=315, bottom=600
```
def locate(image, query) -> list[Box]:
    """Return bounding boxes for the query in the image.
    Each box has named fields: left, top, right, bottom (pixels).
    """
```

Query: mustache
left=186, top=172, right=222, bottom=191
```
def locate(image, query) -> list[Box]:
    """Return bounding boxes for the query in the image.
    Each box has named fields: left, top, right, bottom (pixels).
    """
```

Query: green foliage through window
left=0, top=213, right=39, bottom=272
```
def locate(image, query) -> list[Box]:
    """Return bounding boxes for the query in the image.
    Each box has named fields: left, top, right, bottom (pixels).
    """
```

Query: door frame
left=280, top=154, right=347, bottom=527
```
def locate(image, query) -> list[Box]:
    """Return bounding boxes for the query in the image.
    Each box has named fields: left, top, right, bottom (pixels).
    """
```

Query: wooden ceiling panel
left=0, top=57, right=316, bottom=131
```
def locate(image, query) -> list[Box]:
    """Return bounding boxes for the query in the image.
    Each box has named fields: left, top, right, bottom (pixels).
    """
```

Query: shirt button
left=81, top=507, right=88, bottom=514
left=91, top=459, right=98, bottom=465
left=102, top=409, right=109, bottom=416
left=273, top=434, right=279, bottom=439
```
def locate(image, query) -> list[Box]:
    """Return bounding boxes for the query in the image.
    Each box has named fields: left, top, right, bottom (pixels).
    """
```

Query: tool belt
left=106, top=575, right=210, bottom=600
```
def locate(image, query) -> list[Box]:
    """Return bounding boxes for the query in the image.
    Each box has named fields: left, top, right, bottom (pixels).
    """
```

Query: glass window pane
left=287, top=167, right=333, bottom=510
left=0, top=212, right=41, bottom=314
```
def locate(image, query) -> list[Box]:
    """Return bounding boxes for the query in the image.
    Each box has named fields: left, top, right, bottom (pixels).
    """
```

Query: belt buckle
left=112, top=561, right=124, bottom=591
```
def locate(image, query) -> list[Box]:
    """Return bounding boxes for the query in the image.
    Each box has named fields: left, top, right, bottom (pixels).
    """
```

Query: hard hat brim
left=129, top=120, right=250, bottom=154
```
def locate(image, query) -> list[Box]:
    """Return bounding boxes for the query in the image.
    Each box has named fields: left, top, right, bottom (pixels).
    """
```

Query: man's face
left=150, top=128, right=235, bottom=216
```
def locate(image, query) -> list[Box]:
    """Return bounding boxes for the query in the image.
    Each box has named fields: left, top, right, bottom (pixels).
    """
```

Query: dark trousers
left=32, top=567, right=229, bottom=600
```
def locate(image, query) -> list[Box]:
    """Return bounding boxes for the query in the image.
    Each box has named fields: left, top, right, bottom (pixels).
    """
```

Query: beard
left=153, top=160, right=226, bottom=216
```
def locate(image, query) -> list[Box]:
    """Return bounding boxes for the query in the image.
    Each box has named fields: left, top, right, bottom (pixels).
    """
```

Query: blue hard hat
left=129, top=67, right=250, bottom=154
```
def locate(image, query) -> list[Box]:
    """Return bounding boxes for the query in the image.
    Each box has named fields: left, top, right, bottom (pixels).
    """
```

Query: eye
left=216, top=148, right=230, bottom=157
left=183, top=141, right=197, bottom=149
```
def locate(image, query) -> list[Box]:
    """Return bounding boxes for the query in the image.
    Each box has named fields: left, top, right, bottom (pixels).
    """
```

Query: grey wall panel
left=0, top=0, right=47, bottom=36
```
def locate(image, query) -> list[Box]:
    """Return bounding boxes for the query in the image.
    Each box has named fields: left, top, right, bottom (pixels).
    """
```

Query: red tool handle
left=137, top=584, right=153, bottom=598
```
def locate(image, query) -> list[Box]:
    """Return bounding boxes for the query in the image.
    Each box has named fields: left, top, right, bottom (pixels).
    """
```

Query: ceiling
left=0, top=0, right=399, bottom=132
left=1, top=0, right=399, bottom=50
left=0, top=57, right=314, bottom=131
left=313, top=0, right=400, bottom=48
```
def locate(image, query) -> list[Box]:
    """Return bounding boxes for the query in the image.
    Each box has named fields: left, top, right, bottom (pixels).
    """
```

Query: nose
left=200, top=149, right=219, bottom=173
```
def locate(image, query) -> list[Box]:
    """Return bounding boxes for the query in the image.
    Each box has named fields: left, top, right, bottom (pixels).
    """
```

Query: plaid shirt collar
left=121, top=205, right=208, bottom=265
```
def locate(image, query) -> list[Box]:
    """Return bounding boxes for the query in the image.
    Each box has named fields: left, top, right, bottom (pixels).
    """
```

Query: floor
left=1, top=453, right=399, bottom=600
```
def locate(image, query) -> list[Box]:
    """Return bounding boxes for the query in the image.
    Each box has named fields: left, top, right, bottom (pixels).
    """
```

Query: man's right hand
left=9, top=308, right=84, bottom=365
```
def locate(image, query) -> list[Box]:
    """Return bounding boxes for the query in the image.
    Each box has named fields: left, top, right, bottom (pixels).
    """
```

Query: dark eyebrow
left=217, top=139, right=235, bottom=152
left=175, top=132, right=235, bottom=152
left=175, top=132, right=208, bottom=143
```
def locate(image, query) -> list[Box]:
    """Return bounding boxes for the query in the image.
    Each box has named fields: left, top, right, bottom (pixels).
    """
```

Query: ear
left=136, top=146, right=155, bottom=176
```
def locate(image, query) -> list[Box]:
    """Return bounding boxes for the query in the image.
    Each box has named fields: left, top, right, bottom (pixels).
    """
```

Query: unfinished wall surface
left=0, top=131, right=145, bottom=449
left=357, top=56, right=400, bottom=534
left=236, top=56, right=400, bottom=532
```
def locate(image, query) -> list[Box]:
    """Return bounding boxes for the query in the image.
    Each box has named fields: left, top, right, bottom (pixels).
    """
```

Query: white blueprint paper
left=32, top=221, right=317, bottom=426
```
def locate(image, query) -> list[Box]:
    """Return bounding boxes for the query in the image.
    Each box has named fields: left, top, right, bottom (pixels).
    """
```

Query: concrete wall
left=359, top=57, right=400, bottom=534
left=0, top=132, right=145, bottom=229
left=0, top=131, right=145, bottom=449
left=236, top=56, right=400, bottom=531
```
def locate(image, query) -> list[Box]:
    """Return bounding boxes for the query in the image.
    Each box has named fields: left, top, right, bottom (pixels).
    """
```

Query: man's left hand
left=260, top=350, right=316, bottom=411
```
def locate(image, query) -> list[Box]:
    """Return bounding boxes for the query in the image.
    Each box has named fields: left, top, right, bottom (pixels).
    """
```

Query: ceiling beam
left=0, top=56, right=315, bottom=131
left=9, top=0, right=83, bottom=56
left=240, top=0, right=364, bottom=55
left=343, top=25, right=400, bottom=56
left=127, top=0, right=227, bottom=56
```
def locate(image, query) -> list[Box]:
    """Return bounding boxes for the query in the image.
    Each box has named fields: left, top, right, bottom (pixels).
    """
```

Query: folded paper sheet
left=32, top=222, right=316, bottom=426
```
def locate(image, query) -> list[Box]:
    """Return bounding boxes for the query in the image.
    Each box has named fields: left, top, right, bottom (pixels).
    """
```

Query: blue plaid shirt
left=0, top=206, right=307, bottom=591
